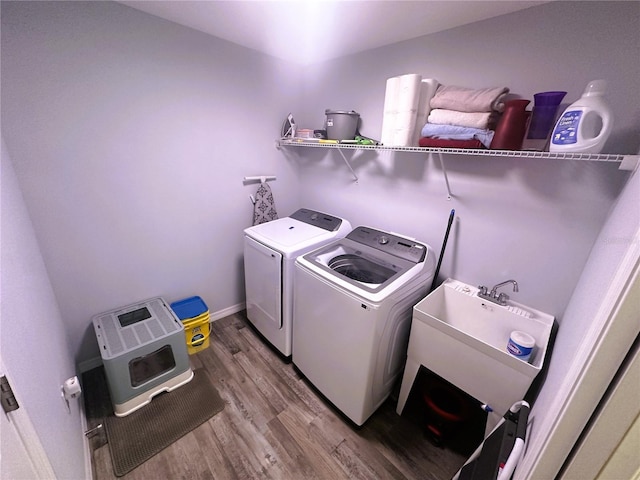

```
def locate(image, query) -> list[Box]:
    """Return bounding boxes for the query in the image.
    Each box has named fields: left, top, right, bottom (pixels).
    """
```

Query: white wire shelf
left=277, top=138, right=637, bottom=198
left=277, top=138, right=638, bottom=166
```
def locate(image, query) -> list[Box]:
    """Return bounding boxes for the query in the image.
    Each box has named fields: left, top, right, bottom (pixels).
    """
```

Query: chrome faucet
left=478, top=279, right=519, bottom=306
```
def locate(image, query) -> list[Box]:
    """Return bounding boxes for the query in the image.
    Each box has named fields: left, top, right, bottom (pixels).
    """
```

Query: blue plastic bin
left=170, top=296, right=208, bottom=320
left=170, top=296, right=210, bottom=355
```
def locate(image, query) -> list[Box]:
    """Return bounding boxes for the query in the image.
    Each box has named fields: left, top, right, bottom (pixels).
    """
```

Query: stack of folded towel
left=419, top=85, right=509, bottom=149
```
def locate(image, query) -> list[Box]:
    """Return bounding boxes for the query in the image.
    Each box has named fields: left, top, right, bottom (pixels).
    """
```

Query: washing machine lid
left=299, top=226, right=432, bottom=295
left=244, top=209, right=350, bottom=257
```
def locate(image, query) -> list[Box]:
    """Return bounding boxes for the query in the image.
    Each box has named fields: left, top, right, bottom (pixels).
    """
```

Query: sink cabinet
left=396, top=279, right=554, bottom=424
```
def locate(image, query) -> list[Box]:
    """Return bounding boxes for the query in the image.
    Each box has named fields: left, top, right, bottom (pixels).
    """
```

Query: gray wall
left=300, top=1, right=639, bottom=153
left=291, top=0, right=638, bottom=317
left=1, top=0, right=303, bottom=364
left=1, top=136, right=86, bottom=480
left=1, top=1, right=638, bottom=477
left=5, top=0, right=636, bottom=364
left=520, top=138, right=639, bottom=478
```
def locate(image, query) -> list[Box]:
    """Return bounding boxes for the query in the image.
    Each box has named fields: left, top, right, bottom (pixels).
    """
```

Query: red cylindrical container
left=490, top=99, right=531, bottom=150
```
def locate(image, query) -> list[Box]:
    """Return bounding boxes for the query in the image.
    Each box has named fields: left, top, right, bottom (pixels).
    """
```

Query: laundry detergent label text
left=552, top=110, right=582, bottom=145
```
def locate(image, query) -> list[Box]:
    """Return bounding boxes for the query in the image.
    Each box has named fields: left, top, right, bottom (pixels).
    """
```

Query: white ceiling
left=118, top=1, right=548, bottom=65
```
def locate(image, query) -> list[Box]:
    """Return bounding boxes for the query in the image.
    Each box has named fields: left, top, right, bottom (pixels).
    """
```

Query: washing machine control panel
left=290, top=208, right=344, bottom=232
left=346, top=226, right=427, bottom=263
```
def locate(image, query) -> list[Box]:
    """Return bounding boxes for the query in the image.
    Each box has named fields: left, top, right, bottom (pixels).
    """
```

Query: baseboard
left=79, top=396, right=94, bottom=480
left=210, top=302, right=245, bottom=321
left=78, top=356, right=103, bottom=374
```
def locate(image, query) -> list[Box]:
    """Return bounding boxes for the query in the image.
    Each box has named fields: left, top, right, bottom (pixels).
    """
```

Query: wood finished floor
left=83, top=311, right=468, bottom=480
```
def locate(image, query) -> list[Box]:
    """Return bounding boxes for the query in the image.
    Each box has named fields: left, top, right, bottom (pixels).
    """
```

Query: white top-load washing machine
left=244, top=208, right=351, bottom=357
left=292, top=226, right=436, bottom=426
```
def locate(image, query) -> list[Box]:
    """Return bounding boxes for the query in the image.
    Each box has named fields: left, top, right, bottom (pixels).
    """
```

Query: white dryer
left=292, top=226, right=436, bottom=426
left=244, top=208, right=351, bottom=357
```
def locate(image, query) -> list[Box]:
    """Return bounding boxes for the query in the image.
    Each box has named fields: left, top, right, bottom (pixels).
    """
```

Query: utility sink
left=396, top=278, right=555, bottom=419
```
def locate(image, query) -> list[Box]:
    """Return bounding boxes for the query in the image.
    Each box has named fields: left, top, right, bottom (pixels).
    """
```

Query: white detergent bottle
left=549, top=80, right=613, bottom=154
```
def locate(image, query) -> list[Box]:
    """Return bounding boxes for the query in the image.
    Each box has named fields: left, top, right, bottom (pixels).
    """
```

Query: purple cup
left=533, top=91, right=567, bottom=106
left=527, top=91, right=567, bottom=139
